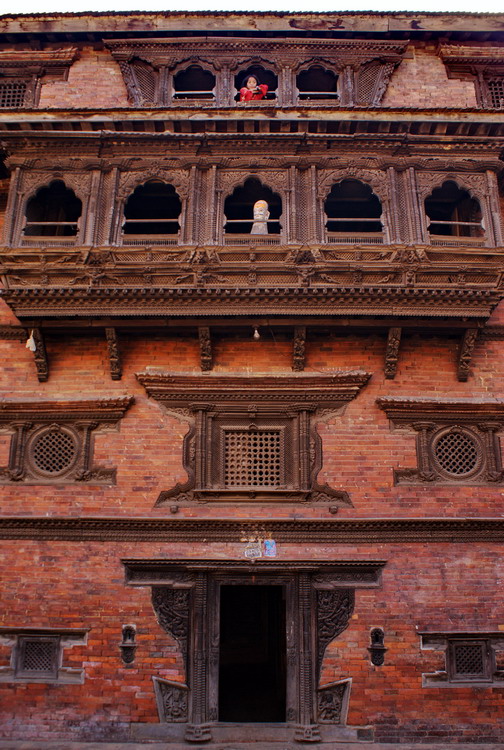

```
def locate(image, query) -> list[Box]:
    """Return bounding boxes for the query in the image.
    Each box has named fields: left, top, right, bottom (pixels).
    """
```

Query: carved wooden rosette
left=0, top=397, right=134, bottom=485
left=136, top=372, right=370, bottom=508
left=377, top=397, right=504, bottom=486
left=124, top=558, right=385, bottom=742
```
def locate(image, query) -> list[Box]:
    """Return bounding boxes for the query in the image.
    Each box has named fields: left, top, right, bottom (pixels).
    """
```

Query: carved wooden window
left=0, top=628, right=87, bottom=684
left=0, top=49, right=77, bottom=109
left=234, top=65, right=277, bottom=102
left=0, top=397, right=133, bottom=485
left=223, top=177, right=282, bottom=243
left=424, top=180, right=484, bottom=245
left=296, top=65, right=339, bottom=102
left=377, top=397, right=504, bottom=486
left=122, top=180, right=182, bottom=244
left=420, top=633, right=504, bottom=687
left=0, top=79, right=29, bottom=108
left=137, top=372, right=369, bottom=507
left=324, top=179, right=383, bottom=244
left=485, top=77, right=504, bottom=108
left=173, top=65, right=216, bottom=101
left=123, top=559, right=384, bottom=743
left=23, top=180, right=82, bottom=240
left=439, top=46, right=504, bottom=110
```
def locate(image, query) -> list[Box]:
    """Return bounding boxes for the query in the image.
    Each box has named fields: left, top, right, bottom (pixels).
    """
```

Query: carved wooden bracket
left=31, top=327, right=49, bottom=383
left=384, top=327, right=401, bottom=379
left=457, top=327, right=478, bottom=382
left=105, top=327, right=122, bottom=381
left=0, top=397, right=134, bottom=485
left=198, top=326, right=212, bottom=371
left=377, top=397, right=504, bottom=486
left=292, top=325, right=306, bottom=371
left=137, top=372, right=370, bottom=507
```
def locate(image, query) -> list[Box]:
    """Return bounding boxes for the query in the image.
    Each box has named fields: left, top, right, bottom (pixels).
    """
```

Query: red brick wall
left=384, top=44, right=478, bottom=109
left=1, top=541, right=503, bottom=742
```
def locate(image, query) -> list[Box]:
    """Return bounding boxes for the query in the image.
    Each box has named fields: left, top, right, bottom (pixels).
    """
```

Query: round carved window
left=432, top=428, right=481, bottom=478
left=29, top=426, right=78, bottom=477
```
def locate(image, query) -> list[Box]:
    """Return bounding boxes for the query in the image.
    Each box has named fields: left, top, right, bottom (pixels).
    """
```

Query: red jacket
left=239, top=84, right=268, bottom=102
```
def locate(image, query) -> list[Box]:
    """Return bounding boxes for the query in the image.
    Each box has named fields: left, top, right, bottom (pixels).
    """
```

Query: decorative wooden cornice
left=439, top=45, right=504, bottom=71
left=122, top=558, right=386, bottom=585
left=376, top=396, right=504, bottom=424
left=1, top=517, right=504, bottom=543
left=0, top=48, right=78, bottom=76
left=0, top=396, right=134, bottom=422
left=137, top=371, right=370, bottom=405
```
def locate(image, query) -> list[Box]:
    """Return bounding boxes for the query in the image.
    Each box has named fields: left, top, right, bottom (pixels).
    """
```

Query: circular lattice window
left=431, top=428, right=482, bottom=479
left=28, top=426, right=78, bottom=478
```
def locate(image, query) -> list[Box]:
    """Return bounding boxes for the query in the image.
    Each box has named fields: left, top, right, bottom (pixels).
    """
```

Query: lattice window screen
left=17, top=637, right=59, bottom=678
left=224, top=429, right=282, bottom=487
left=31, top=428, right=77, bottom=475
left=0, top=82, right=26, bottom=108
left=453, top=643, right=486, bottom=676
left=487, top=79, right=504, bottom=108
left=131, top=60, right=157, bottom=103
left=433, top=430, right=479, bottom=476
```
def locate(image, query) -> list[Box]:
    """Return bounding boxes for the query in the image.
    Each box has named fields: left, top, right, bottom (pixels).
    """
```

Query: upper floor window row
left=107, top=38, right=408, bottom=108
left=11, top=174, right=493, bottom=249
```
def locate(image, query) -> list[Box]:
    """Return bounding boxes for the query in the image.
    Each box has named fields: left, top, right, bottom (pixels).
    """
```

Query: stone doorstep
left=1, top=744, right=504, bottom=750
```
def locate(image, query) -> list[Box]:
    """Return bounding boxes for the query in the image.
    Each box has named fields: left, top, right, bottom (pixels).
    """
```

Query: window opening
left=173, top=65, right=215, bottom=101
left=449, top=641, right=489, bottom=681
left=30, top=427, right=78, bottom=477
left=486, top=78, right=504, bottom=108
left=432, top=429, right=480, bottom=478
left=234, top=66, right=277, bottom=102
left=24, top=180, right=81, bottom=237
left=123, top=180, right=181, bottom=236
left=218, top=585, right=286, bottom=722
left=0, top=81, right=27, bottom=108
left=296, top=66, right=339, bottom=101
left=224, top=178, right=281, bottom=234
left=324, top=179, right=382, bottom=239
left=425, top=180, right=483, bottom=239
left=224, top=429, right=283, bottom=488
left=16, top=636, right=59, bottom=680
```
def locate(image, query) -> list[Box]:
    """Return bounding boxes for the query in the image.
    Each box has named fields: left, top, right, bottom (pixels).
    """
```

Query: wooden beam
left=105, top=327, right=122, bottom=381
left=384, top=327, right=402, bottom=380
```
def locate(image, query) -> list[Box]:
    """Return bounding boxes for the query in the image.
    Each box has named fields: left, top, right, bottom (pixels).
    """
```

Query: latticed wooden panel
left=449, top=641, right=490, bottom=681
left=31, top=428, right=77, bottom=475
left=224, top=429, right=282, bottom=487
left=487, top=79, right=504, bottom=108
left=433, top=430, right=479, bottom=476
left=17, top=637, right=59, bottom=678
left=0, top=82, right=27, bottom=108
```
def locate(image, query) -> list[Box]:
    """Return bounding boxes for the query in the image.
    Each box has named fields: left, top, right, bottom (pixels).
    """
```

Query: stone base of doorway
left=3, top=744, right=504, bottom=750
left=130, top=721, right=372, bottom=744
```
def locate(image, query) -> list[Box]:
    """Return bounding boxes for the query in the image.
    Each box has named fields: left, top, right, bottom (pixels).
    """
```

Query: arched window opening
left=24, top=180, right=81, bottom=237
left=296, top=66, right=339, bottom=101
left=224, top=178, right=282, bottom=237
left=173, top=65, right=216, bottom=101
left=425, top=181, right=484, bottom=241
left=234, top=66, right=277, bottom=102
left=324, top=179, right=382, bottom=242
left=123, top=181, right=181, bottom=238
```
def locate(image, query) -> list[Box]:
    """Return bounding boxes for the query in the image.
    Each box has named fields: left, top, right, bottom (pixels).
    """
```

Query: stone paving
left=1, top=743, right=504, bottom=750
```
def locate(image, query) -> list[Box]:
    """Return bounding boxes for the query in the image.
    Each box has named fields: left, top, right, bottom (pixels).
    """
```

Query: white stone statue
left=251, top=199, right=270, bottom=234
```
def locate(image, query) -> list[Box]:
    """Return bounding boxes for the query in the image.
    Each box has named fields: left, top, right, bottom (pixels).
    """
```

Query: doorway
left=218, top=585, right=286, bottom=722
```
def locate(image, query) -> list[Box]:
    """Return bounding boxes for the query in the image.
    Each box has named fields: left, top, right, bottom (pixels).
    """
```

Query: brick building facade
left=0, top=10, right=504, bottom=747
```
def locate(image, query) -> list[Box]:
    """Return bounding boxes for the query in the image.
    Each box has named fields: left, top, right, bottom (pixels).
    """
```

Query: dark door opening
left=218, top=585, right=286, bottom=722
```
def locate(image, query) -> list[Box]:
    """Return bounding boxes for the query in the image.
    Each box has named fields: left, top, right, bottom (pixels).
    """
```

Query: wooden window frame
left=420, top=632, right=504, bottom=688
left=0, top=627, right=88, bottom=684
left=137, top=372, right=370, bottom=508
left=0, top=397, right=133, bottom=485
left=377, top=397, right=504, bottom=486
